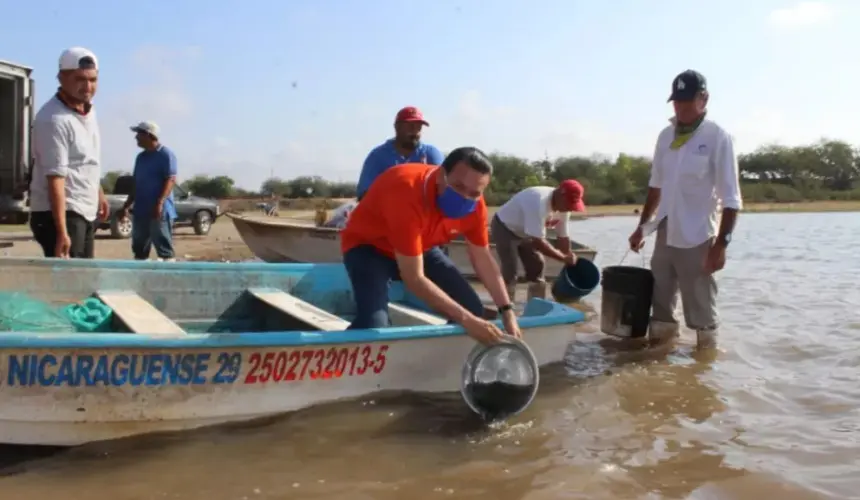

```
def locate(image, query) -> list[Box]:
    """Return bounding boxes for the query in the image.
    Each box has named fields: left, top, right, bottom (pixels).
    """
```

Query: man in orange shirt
left=341, top=147, right=520, bottom=345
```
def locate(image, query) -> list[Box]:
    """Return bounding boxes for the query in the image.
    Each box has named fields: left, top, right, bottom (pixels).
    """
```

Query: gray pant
left=491, top=215, right=545, bottom=285
left=650, top=220, right=718, bottom=330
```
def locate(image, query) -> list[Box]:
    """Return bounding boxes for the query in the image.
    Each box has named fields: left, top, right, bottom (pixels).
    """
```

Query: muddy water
left=0, top=212, right=857, bottom=499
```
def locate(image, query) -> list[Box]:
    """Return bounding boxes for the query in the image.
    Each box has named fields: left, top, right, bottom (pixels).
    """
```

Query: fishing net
left=0, top=292, right=77, bottom=333
left=0, top=292, right=113, bottom=333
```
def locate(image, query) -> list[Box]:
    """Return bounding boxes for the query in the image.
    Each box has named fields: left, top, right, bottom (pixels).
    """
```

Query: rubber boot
left=526, top=280, right=547, bottom=301
left=506, top=283, right=517, bottom=304
left=648, top=319, right=680, bottom=347
left=696, top=327, right=718, bottom=350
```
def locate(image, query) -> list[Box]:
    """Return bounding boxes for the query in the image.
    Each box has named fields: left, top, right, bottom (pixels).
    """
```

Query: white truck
left=0, top=59, right=34, bottom=224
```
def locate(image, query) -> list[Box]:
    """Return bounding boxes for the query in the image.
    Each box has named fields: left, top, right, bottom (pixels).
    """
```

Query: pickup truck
left=0, top=60, right=34, bottom=224
left=98, top=175, right=222, bottom=239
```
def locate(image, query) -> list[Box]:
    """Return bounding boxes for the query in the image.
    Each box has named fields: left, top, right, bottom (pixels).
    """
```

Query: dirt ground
left=0, top=217, right=256, bottom=262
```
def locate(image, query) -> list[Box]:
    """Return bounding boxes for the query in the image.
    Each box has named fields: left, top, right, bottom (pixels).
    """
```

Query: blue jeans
left=132, top=216, right=175, bottom=260
left=343, top=245, right=483, bottom=329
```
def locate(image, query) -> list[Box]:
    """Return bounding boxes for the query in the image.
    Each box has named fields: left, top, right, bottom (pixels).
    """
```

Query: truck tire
left=110, top=213, right=133, bottom=239
left=193, top=210, right=213, bottom=235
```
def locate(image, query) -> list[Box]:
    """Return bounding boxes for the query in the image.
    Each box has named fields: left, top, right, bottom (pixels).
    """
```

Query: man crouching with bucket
left=340, top=147, right=521, bottom=344
left=628, top=70, right=742, bottom=350
left=492, top=180, right=586, bottom=302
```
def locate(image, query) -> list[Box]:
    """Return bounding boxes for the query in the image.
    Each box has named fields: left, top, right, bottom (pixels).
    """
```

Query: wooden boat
left=0, top=257, right=585, bottom=446
left=227, top=213, right=598, bottom=280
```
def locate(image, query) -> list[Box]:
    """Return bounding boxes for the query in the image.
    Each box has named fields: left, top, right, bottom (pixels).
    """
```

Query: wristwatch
left=498, top=304, right=513, bottom=314
left=717, top=233, right=732, bottom=247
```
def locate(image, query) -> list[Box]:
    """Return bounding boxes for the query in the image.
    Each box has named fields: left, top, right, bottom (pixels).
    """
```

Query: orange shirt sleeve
left=382, top=195, right=425, bottom=256
left=462, top=200, right=490, bottom=247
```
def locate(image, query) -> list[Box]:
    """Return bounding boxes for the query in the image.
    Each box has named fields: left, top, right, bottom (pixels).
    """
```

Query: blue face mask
left=437, top=185, right=477, bottom=219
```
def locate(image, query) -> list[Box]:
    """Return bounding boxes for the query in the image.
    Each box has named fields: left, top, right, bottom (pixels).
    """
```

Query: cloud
left=96, top=44, right=385, bottom=189
left=426, top=91, right=655, bottom=163
left=102, top=50, right=835, bottom=193
left=94, top=51, right=658, bottom=192
left=767, top=1, right=835, bottom=28
left=724, top=107, right=860, bottom=153
left=99, top=45, right=198, bottom=175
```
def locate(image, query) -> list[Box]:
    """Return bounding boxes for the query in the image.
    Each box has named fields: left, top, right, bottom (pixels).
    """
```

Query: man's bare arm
left=159, top=176, right=176, bottom=206
left=47, top=176, right=67, bottom=236
left=555, top=236, right=571, bottom=254
left=530, top=237, right=567, bottom=261
left=466, top=243, right=512, bottom=308
left=637, top=188, right=662, bottom=227
left=716, top=208, right=737, bottom=244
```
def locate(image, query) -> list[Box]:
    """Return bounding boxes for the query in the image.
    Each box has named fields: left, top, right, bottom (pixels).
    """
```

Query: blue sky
left=1, top=0, right=855, bottom=190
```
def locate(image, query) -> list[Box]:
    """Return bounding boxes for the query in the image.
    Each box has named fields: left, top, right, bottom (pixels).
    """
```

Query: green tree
left=126, top=138, right=860, bottom=205
left=100, top=170, right=130, bottom=194
left=180, top=175, right=236, bottom=199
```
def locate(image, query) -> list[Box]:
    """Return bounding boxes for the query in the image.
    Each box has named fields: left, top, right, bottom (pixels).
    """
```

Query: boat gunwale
left=226, top=212, right=599, bottom=252
left=0, top=257, right=587, bottom=349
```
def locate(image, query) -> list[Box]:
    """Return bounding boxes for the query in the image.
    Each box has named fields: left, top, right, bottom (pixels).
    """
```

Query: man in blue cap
left=628, top=70, right=743, bottom=350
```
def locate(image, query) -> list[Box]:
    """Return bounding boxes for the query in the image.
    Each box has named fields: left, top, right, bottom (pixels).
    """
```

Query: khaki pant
left=650, top=219, right=718, bottom=330
left=491, top=215, right=545, bottom=285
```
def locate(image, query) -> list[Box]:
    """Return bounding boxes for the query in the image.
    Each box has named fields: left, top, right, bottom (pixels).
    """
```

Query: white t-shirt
left=324, top=199, right=357, bottom=229
left=495, top=186, right=570, bottom=239
left=648, top=118, right=743, bottom=248
left=30, top=96, right=102, bottom=221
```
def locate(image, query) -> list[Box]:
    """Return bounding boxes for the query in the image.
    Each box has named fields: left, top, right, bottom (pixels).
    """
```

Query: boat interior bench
left=246, top=287, right=449, bottom=331
left=388, top=302, right=447, bottom=327
left=95, top=290, right=187, bottom=336
left=246, top=288, right=350, bottom=331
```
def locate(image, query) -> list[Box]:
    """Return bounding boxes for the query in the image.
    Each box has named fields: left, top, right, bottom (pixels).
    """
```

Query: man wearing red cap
left=356, top=106, right=444, bottom=200
left=492, top=181, right=586, bottom=301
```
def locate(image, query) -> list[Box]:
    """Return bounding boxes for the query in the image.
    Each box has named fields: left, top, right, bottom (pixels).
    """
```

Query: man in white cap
left=29, top=47, right=108, bottom=258
left=119, top=121, right=178, bottom=261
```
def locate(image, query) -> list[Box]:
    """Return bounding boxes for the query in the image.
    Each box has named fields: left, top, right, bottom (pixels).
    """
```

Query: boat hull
left=0, top=326, right=575, bottom=446
left=228, top=214, right=598, bottom=280
left=0, top=257, right=586, bottom=446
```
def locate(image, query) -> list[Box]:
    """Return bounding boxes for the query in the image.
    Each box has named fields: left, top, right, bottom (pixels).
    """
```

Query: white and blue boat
left=0, top=257, right=586, bottom=446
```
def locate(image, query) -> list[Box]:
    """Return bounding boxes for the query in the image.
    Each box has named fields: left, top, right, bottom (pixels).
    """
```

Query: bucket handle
left=617, top=246, right=648, bottom=268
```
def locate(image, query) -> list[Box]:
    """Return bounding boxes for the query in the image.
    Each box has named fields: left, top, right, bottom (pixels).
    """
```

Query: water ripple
left=0, top=213, right=858, bottom=499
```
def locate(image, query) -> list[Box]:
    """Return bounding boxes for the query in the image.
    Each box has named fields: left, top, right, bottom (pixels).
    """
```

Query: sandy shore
left=275, top=199, right=860, bottom=223
left=0, top=217, right=256, bottom=262
left=2, top=198, right=859, bottom=262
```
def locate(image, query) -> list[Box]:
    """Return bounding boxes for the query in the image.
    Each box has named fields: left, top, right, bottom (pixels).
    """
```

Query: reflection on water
left=0, top=213, right=857, bottom=499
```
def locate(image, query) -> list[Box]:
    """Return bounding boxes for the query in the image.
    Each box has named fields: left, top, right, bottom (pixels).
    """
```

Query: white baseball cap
left=59, top=47, right=98, bottom=71
left=130, top=121, right=161, bottom=138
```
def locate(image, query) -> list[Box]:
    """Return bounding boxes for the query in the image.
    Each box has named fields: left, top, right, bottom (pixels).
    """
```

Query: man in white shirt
left=628, top=70, right=743, bottom=350
left=492, top=180, right=586, bottom=302
left=29, top=47, right=107, bottom=259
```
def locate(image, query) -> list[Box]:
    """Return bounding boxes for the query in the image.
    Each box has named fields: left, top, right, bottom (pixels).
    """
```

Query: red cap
left=559, top=180, right=586, bottom=212
left=395, top=106, right=429, bottom=126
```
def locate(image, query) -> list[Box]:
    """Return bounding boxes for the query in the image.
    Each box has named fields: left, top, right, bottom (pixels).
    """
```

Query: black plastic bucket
left=600, top=265, right=654, bottom=338
left=551, top=259, right=601, bottom=302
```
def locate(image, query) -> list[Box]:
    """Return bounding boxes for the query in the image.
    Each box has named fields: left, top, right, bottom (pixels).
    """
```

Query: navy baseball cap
left=668, top=70, right=707, bottom=102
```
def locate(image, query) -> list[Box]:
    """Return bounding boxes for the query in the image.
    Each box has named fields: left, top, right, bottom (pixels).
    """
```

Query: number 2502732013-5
left=243, top=344, right=389, bottom=384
